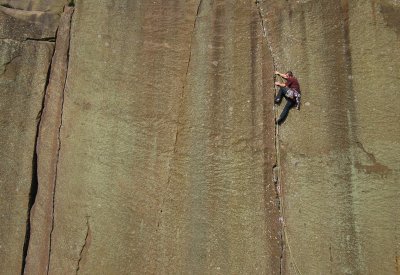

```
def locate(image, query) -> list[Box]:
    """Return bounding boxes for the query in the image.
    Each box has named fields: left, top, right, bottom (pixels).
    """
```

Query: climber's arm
left=275, top=71, right=288, bottom=79
left=274, top=81, right=286, bottom=87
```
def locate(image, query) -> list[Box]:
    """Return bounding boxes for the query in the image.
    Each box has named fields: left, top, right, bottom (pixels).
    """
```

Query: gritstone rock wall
left=0, top=0, right=399, bottom=274
left=0, top=1, right=67, bottom=274
left=259, top=0, right=400, bottom=274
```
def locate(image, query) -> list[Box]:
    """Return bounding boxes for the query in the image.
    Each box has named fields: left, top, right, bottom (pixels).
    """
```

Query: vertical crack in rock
left=158, top=0, right=203, bottom=226
left=256, top=1, right=275, bottom=65
left=256, top=2, right=284, bottom=274
left=22, top=6, right=75, bottom=275
left=20, top=42, right=57, bottom=275
left=21, top=124, right=41, bottom=275
left=76, top=217, right=91, bottom=275
left=47, top=7, right=74, bottom=274
left=46, top=83, right=65, bottom=275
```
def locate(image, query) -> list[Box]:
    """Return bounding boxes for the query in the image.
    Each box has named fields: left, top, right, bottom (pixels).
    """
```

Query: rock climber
left=274, top=70, right=301, bottom=125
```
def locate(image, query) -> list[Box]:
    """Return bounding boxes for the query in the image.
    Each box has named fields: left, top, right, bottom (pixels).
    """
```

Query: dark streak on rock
left=371, top=1, right=377, bottom=25
left=336, top=2, right=361, bottom=272
left=379, top=3, right=400, bottom=35
left=329, top=243, right=333, bottom=274
left=250, top=17, right=258, bottom=150
left=20, top=142, right=39, bottom=275
left=24, top=37, right=56, bottom=42
left=0, top=3, right=18, bottom=10
left=76, top=217, right=91, bottom=275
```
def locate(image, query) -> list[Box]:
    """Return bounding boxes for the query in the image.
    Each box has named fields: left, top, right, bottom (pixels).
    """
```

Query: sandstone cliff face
left=260, top=0, right=400, bottom=274
left=28, top=1, right=279, bottom=274
left=0, top=3, right=65, bottom=274
left=0, top=0, right=68, bottom=13
left=0, top=0, right=399, bottom=274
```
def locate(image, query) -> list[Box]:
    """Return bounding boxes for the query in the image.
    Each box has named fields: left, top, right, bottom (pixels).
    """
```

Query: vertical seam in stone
left=256, top=2, right=285, bottom=274
left=20, top=42, right=56, bottom=275
left=158, top=0, right=203, bottom=227
left=76, top=217, right=90, bottom=275
left=46, top=80, right=64, bottom=275
left=46, top=7, right=75, bottom=274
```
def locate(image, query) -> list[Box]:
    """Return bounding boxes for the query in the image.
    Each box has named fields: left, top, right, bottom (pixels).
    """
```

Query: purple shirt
left=286, top=76, right=301, bottom=93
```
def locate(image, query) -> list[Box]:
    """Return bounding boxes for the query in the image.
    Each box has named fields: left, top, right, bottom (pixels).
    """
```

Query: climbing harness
left=285, top=88, right=301, bottom=110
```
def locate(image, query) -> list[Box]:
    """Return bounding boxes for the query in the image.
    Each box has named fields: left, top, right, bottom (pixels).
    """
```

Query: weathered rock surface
left=0, top=5, right=59, bottom=275
left=260, top=0, right=400, bottom=274
left=28, top=1, right=279, bottom=274
left=1, top=0, right=399, bottom=274
left=0, top=0, right=68, bottom=13
left=23, top=6, right=74, bottom=275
